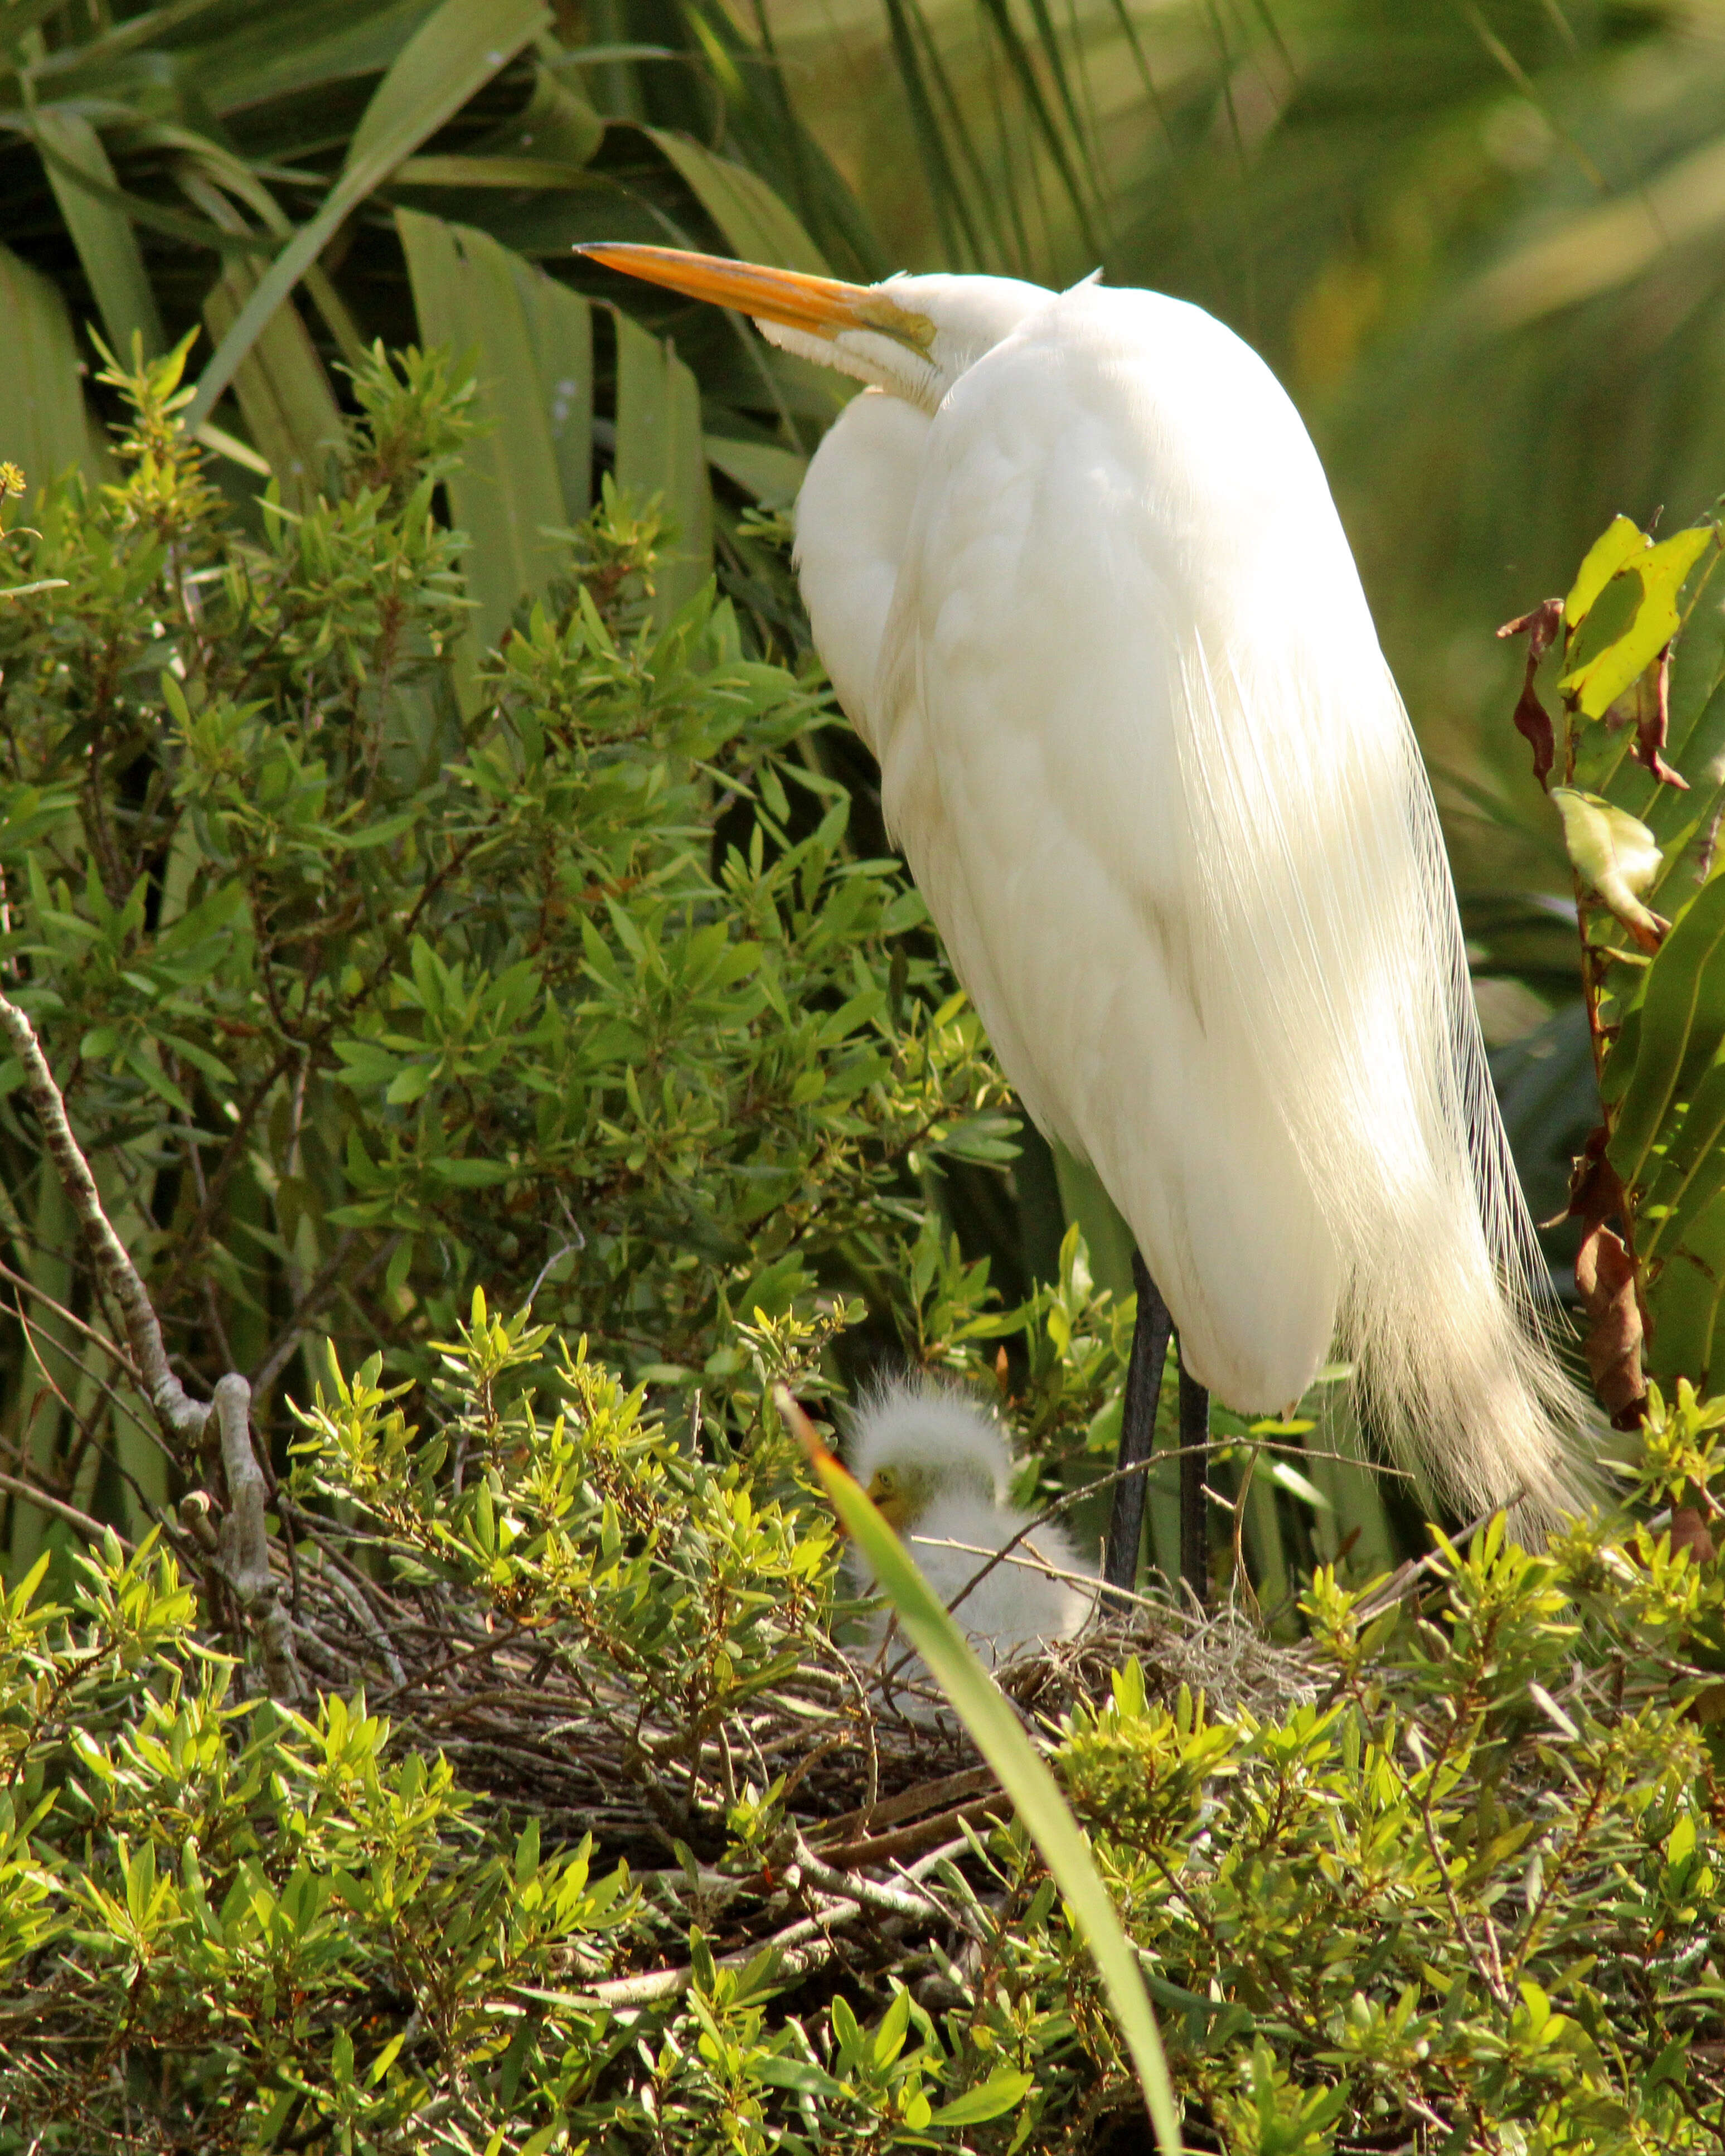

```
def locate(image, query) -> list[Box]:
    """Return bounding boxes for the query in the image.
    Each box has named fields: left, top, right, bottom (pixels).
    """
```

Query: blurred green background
left=3, top=0, right=1719, bottom=1578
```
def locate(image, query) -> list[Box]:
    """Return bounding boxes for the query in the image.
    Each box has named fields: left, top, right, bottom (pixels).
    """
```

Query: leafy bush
left=0, top=333, right=1043, bottom=1578
left=3, top=1302, right=1724, bottom=2152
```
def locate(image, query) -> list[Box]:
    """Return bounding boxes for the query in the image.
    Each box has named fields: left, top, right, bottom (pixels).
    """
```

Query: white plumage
left=844, top=1380, right=1094, bottom=1672
left=582, top=246, right=1591, bottom=1534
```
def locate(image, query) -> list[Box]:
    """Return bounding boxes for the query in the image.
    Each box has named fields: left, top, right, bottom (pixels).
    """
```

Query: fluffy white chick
left=845, top=1380, right=1095, bottom=1674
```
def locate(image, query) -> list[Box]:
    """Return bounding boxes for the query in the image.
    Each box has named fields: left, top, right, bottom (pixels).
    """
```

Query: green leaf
left=515, top=246, right=594, bottom=521
left=753, top=2055, right=847, bottom=2098
left=705, top=435, right=806, bottom=508
left=399, top=209, right=594, bottom=654
left=201, top=260, right=344, bottom=510
left=186, top=0, right=549, bottom=430
left=429, top=1157, right=512, bottom=1186
left=1559, top=526, right=1715, bottom=719
left=30, top=109, right=165, bottom=360
left=1635, top=1040, right=1725, bottom=1387
left=1609, top=873, right=1725, bottom=1194
left=928, top=2069, right=1036, bottom=2126
left=781, top=1392, right=1182, bottom=2155
left=645, top=129, right=830, bottom=274
left=0, top=245, right=95, bottom=498
left=1639, top=1058, right=1725, bottom=1263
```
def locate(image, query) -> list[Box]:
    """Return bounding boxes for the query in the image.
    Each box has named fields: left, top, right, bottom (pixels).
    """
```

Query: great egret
left=579, top=244, right=1588, bottom=1590
left=846, top=1379, right=1094, bottom=1675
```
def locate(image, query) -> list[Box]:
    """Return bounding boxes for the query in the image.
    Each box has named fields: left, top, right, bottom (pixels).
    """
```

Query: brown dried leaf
left=1669, top=1506, right=1717, bottom=1566
left=1561, top=1126, right=1626, bottom=1235
left=1498, top=598, right=1563, bottom=789
left=1574, top=1223, right=1648, bottom=1430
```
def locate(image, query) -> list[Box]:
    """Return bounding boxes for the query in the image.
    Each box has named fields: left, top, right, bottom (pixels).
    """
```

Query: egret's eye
left=867, top=1468, right=897, bottom=1499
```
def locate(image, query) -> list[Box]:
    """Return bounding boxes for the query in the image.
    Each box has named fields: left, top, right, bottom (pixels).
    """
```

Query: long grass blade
left=778, top=1388, right=1183, bottom=2153
left=878, top=0, right=982, bottom=268
left=645, top=128, right=830, bottom=274
left=30, top=109, right=164, bottom=356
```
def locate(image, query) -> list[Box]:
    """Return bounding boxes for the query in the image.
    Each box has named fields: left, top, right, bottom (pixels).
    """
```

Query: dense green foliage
left=0, top=335, right=1054, bottom=1576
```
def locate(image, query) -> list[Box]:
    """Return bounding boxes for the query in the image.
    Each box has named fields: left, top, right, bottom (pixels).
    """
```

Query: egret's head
left=845, top=1378, right=1012, bottom=1532
left=575, top=246, right=1050, bottom=414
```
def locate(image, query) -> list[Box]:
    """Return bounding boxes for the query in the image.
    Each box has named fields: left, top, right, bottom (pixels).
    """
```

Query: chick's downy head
left=846, top=1378, right=1011, bottom=1530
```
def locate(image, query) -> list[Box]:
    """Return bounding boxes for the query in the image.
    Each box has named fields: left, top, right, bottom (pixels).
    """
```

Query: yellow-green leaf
left=1563, top=513, right=1645, bottom=631
left=1559, top=525, right=1714, bottom=720
left=391, top=154, right=598, bottom=189
left=928, top=2070, right=1036, bottom=2126
left=778, top=1390, right=1183, bottom=2155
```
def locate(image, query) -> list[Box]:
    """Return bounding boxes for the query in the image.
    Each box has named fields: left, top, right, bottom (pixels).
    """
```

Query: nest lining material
left=270, top=1515, right=1319, bottom=2010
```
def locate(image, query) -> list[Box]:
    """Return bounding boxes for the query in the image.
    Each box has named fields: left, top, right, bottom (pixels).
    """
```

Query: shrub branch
left=0, top=989, right=300, bottom=1697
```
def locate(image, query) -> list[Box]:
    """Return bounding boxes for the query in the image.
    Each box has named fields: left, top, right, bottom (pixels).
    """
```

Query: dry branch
left=0, top=990, right=300, bottom=1697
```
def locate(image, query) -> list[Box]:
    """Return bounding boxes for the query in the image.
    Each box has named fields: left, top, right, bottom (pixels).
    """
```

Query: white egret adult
left=579, top=244, right=1588, bottom=1593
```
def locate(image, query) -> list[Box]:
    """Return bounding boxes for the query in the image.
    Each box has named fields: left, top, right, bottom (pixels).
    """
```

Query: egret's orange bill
left=574, top=243, right=931, bottom=350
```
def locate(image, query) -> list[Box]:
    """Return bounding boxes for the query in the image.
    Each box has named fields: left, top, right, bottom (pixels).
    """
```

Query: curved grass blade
left=777, top=1386, right=1183, bottom=2154
left=185, top=0, right=547, bottom=431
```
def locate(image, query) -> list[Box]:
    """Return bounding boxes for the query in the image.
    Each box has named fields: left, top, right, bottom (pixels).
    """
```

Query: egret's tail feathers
left=1338, top=1197, right=1595, bottom=1543
left=1178, top=636, right=1595, bottom=1539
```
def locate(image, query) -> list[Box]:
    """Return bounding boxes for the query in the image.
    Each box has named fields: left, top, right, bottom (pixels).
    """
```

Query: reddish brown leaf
left=1670, top=1506, right=1717, bottom=1565
left=1631, top=642, right=1688, bottom=789
left=1497, top=598, right=1563, bottom=789
left=1561, top=1126, right=1627, bottom=1235
left=1575, top=1223, right=1648, bottom=1430
left=1499, top=599, right=1564, bottom=664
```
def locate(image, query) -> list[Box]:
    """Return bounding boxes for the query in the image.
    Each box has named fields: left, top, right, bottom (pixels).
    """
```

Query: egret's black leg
left=1102, top=1252, right=1173, bottom=1603
left=1178, top=1358, right=1211, bottom=1606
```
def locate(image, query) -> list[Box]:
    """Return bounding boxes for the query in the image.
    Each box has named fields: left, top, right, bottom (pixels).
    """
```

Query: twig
left=583, top=1837, right=967, bottom=2008
left=0, top=1469, right=132, bottom=1551
left=0, top=992, right=209, bottom=1450
left=0, top=992, right=300, bottom=1697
